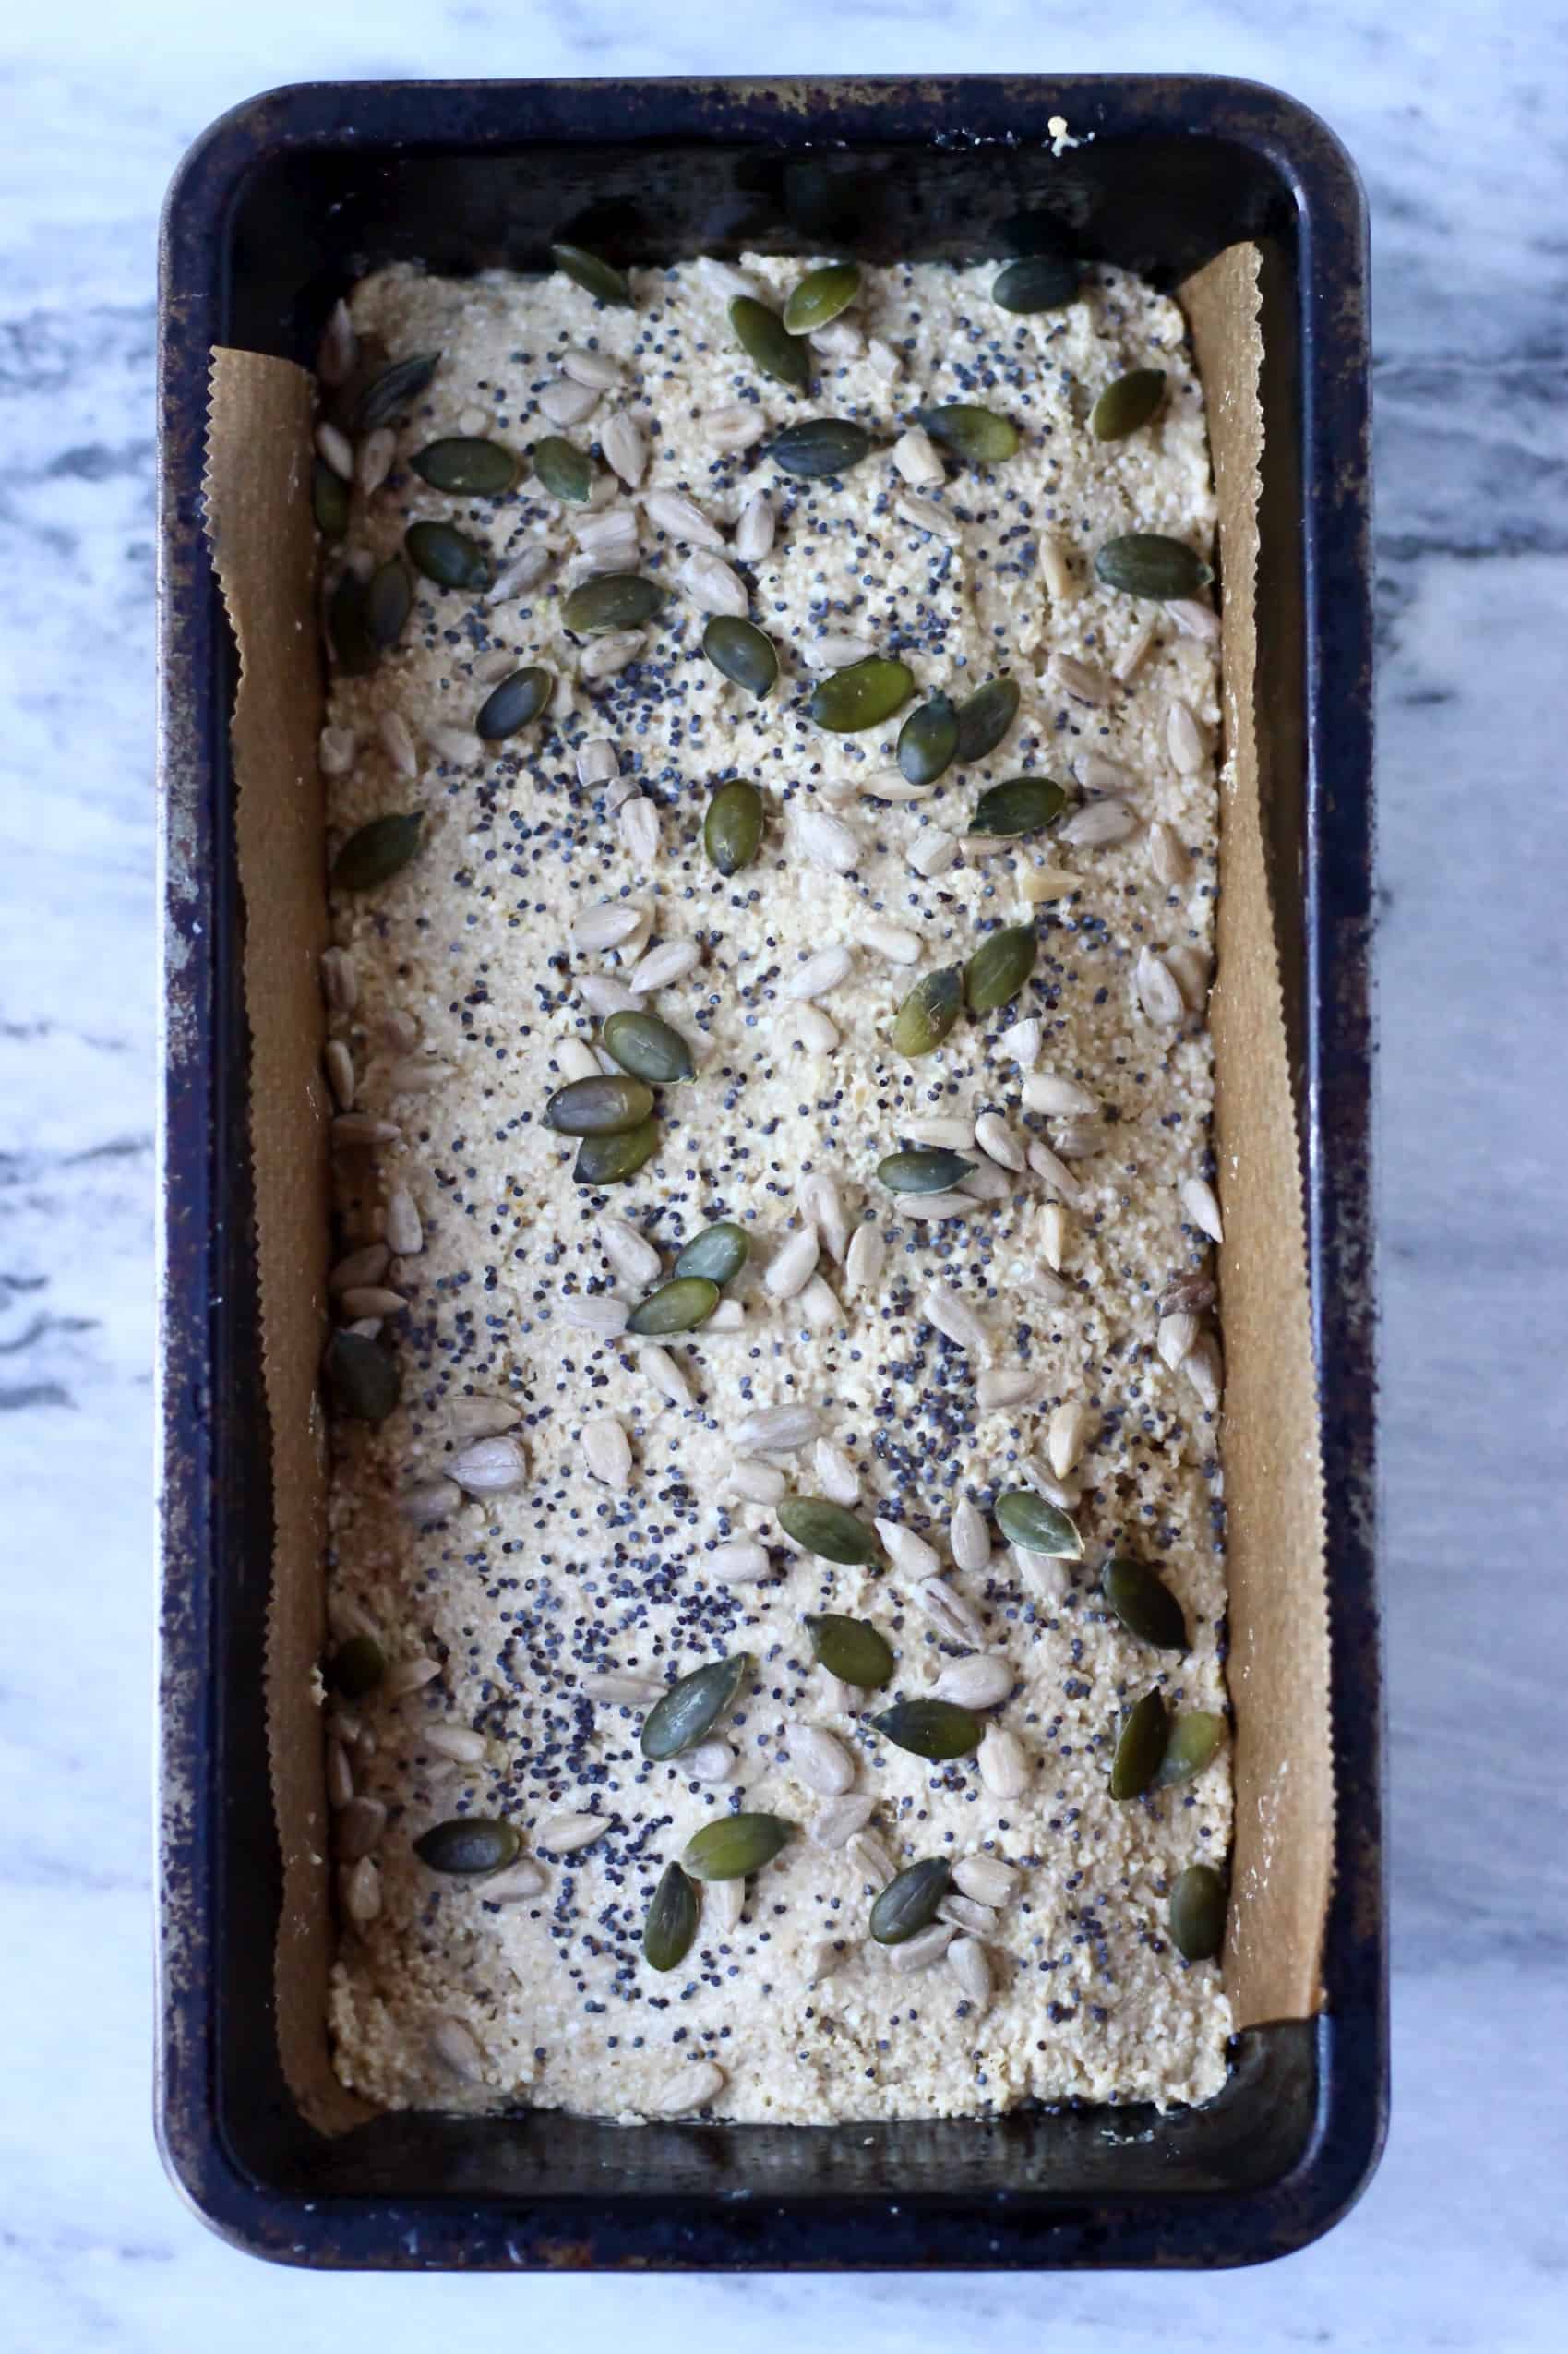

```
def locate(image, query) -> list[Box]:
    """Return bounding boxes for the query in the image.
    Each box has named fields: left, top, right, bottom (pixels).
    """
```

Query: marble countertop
left=5, top=0, right=1565, bottom=2342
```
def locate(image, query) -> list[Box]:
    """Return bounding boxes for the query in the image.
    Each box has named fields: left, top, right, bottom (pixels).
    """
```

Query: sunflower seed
left=339, top=1284, right=407, bottom=1321
left=1166, top=944, right=1211, bottom=1011
left=813, top=1795, right=878, bottom=1849
left=538, top=1810, right=608, bottom=1856
left=764, top=1225, right=820, bottom=1301
left=560, top=344, right=622, bottom=390
left=648, top=2060, right=724, bottom=2116
left=572, top=505, right=640, bottom=566
left=1168, top=596, right=1222, bottom=642
left=581, top=629, right=646, bottom=680
left=700, top=256, right=761, bottom=301
left=687, top=1737, right=737, bottom=1785
left=947, top=1936, right=992, bottom=2002
left=317, top=299, right=356, bottom=386
left=583, top=1415, right=633, bottom=1487
left=482, top=1858, right=547, bottom=1903
left=941, top=1497, right=987, bottom=1577
left=896, top=1190, right=976, bottom=1221
left=727, top=1456, right=787, bottom=1504
left=677, top=548, right=748, bottom=616
left=1075, top=750, right=1136, bottom=796
left=933, top=1653, right=1012, bottom=1710
left=423, top=1723, right=486, bottom=1766
left=1167, top=698, right=1207, bottom=775
left=889, top=1923, right=956, bottom=1975
left=903, top=1116, right=973, bottom=1152
left=486, top=542, right=552, bottom=604
left=640, top=1345, right=691, bottom=1405
left=1052, top=1118, right=1107, bottom=1160
left=1060, top=798, right=1138, bottom=849
left=396, top=1478, right=460, bottom=1531
left=966, top=1111, right=1021, bottom=1174
left=320, top=1039, right=354, bottom=1111
left=1158, top=1311, right=1201, bottom=1371
left=381, top=1654, right=442, bottom=1702
left=707, top=1298, right=746, bottom=1331
left=706, top=1540, right=772, bottom=1585
left=808, top=1435, right=857, bottom=1507
left=921, top=1282, right=992, bottom=1362
left=908, top=826, right=959, bottom=879
left=731, top=1403, right=821, bottom=1454
left=844, top=1222, right=885, bottom=1293
left=1051, top=653, right=1112, bottom=706
left=618, top=796, right=660, bottom=862
left=580, top=1671, right=664, bottom=1704
left=341, top=1856, right=382, bottom=1924
left=354, top=426, right=396, bottom=497
left=331, top=1113, right=400, bottom=1149
left=809, top=319, right=865, bottom=359
left=1041, top=533, right=1075, bottom=600
left=895, top=492, right=961, bottom=543
left=867, top=337, right=901, bottom=381
left=849, top=1830, right=897, bottom=1891
left=576, top=738, right=620, bottom=788
left=443, top=1395, right=521, bottom=1440
left=704, top=402, right=769, bottom=452
left=788, top=1172, right=845, bottom=1267
left=796, top=1275, right=840, bottom=1332
left=593, top=414, right=647, bottom=494
left=733, top=491, right=775, bottom=561
left=976, top=1368, right=1042, bottom=1411
left=541, top=378, right=602, bottom=429
left=449, top=1436, right=527, bottom=1495
left=706, top=1874, right=748, bottom=1936
left=1148, top=822, right=1191, bottom=889
left=1178, top=1175, right=1225, bottom=1245
left=625, top=940, right=700, bottom=999
left=568, top=902, right=641, bottom=955
left=977, top=1724, right=1032, bottom=1798
left=388, top=1056, right=454, bottom=1096
left=808, top=632, right=877, bottom=670
left=1131, top=947, right=1182, bottom=1027
left=379, top=1189, right=422, bottom=1260
left=1112, top=616, right=1159, bottom=683
left=643, top=487, right=724, bottom=551
left=1024, top=1138, right=1080, bottom=1206
left=575, top=975, right=641, bottom=1022
left=336, top=1795, right=387, bottom=1863
left=1184, top=1332, right=1224, bottom=1412
left=326, top=1739, right=354, bottom=1808
left=938, top=1892, right=998, bottom=1936
left=329, top=1243, right=389, bottom=1294
left=784, top=944, right=854, bottom=1003
left=874, top=1517, right=942, bottom=1580
left=319, top=727, right=358, bottom=787
left=889, top=425, right=946, bottom=487
left=954, top=1855, right=1018, bottom=1907
left=796, top=808, right=861, bottom=874
left=787, top=1724, right=856, bottom=1796
left=914, top=1576, right=987, bottom=1647
left=1047, top=1400, right=1096, bottom=1478
left=956, top=1163, right=1011, bottom=1200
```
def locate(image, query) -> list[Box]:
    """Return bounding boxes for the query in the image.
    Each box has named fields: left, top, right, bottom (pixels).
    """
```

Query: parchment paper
left=202, top=243, right=1330, bottom=2130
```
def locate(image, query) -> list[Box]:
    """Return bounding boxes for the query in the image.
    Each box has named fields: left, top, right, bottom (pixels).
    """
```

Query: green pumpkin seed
left=312, top=456, right=349, bottom=540
left=674, top=1221, right=749, bottom=1285
left=784, top=261, right=862, bottom=335
left=354, top=351, right=440, bottom=431
left=897, top=692, right=958, bottom=786
left=550, top=243, right=633, bottom=308
left=533, top=435, right=593, bottom=504
left=995, top=1489, right=1083, bottom=1558
left=682, top=1812, right=792, bottom=1881
left=878, top=1147, right=976, bottom=1195
left=729, top=295, right=810, bottom=390
left=603, top=1008, right=694, bottom=1085
left=330, top=1633, right=386, bottom=1699
left=641, top=1652, right=751, bottom=1760
left=808, top=655, right=914, bottom=734
left=332, top=812, right=424, bottom=891
left=323, top=1328, right=401, bottom=1423
left=413, top=1817, right=520, bottom=1876
left=964, top=922, right=1037, bottom=1015
left=970, top=776, right=1068, bottom=837
left=779, top=1496, right=879, bottom=1566
left=1168, top=1862, right=1227, bottom=1960
left=869, top=1858, right=952, bottom=1944
left=953, top=676, right=1020, bottom=763
left=1094, top=533, right=1211, bottom=600
left=328, top=572, right=377, bottom=677
left=916, top=404, right=1020, bottom=465
left=545, top=1074, right=655, bottom=1136
left=769, top=417, right=875, bottom=479
left=405, top=520, right=493, bottom=591
left=412, top=437, right=521, bottom=495
left=563, top=571, right=664, bottom=635
left=889, top=966, right=963, bottom=1058
left=704, top=778, right=766, bottom=874
left=1100, top=1555, right=1189, bottom=1651
left=1109, top=1689, right=1169, bottom=1800
left=992, top=256, right=1080, bottom=314
left=1091, top=368, right=1167, bottom=443
left=642, top=1861, right=700, bottom=1971
left=476, top=666, right=552, bottom=740
left=367, top=558, right=413, bottom=651
left=1155, top=1711, right=1227, bottom=1789
left=703, top=616, right=778, bottom=698
left=628, top=1276, right=719, bottom=1337
left=870, top=1698, right=982, bottom=1760
left=573, top=1119, right=660, bottom=1185
left=804, top=1612, right=895, bottom=1688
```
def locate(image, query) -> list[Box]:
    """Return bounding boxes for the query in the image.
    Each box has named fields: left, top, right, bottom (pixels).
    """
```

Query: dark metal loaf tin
left=156, top=73, right=1381, bottom=2271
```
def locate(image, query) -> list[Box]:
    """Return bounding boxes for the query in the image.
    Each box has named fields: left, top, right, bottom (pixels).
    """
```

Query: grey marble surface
left=3, top=2, right=1565, bottom=2343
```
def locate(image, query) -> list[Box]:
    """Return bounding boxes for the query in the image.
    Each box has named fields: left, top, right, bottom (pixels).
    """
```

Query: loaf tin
left=156, top=73, right=1382, bottom=2269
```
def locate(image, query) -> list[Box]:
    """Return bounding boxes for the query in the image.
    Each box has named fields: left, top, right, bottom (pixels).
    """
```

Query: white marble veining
left=3, top=0, right=1565, bottom=2340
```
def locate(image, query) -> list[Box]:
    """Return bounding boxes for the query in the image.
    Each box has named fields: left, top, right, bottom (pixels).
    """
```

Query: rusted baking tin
left=156, top=74, right=1381, bottom=2269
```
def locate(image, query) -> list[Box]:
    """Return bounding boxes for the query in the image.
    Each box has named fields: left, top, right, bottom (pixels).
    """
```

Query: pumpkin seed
left=953, top=676, right=1020, bottom=763
left=642, top=1861, right=700, bottom=1971
left=769, top=417, right=875, bottom=479
left=412, top=437, right=521, bottom=495
left=1100, top=1555, right=1189, bottom=1651
left=476, top=666, right=552, bottom=740
left=1091, top=368, right=1167, bottom=443
left=784, top=261, right=861, bottom=334
left=413, top=1818, right=521, bottom=1876
left=805, top=1612, right=894, bottom=1687
left=992, top=256, right=1079, bottom=313
left=1169, top=1862, right=1227, bottom=1960
left=628, top=1276, right=719, bottom=1336
left=916, top=404, right=1020, bottom=464
left=550, top=243, right=634, bottom=307
left=897, top=692, right=959, bottom=786
left=312, top=457, right=349, bottom=539
left=1109, top=1689, right=1169, bottom=1799
left=703, top=616, right=778, bottom=698
left=704, top=778, right=766, bottom=876
left=533, top=435, right=593, bottom=503
left=871, top=1698, right=982, bottom=1760
left=728, top=295, right=810, bottom=389
left=323, top=1328, right=401, bottom=1423
left=878, top=1147, right=976, bottom=1195
left=970, top=776, right=1068, bottom=837
left=332, top=812, right=423, bottom=891
left=890, top=967, right=963, bottom=1058
left=328, top=572, right=377, bottom=677
left=366, top=558, right=413, bottom=650
left=573, top=1118, right=660, bottom=1185
left=1155, top=1711, right=1227, bottom=1788
left=808, top=655, right=914, bottom=734
left=641, top=1652, right=751, bottom=1759
left=1095, top=534, right=1211, bottom=599
left=674, top=1221, right=749, bottom=1284
left=964, top=923, right=1037, bottom=1015
left=330, top=1633, right=386, bottom=1699
left=354, top=351, right=439, bottom=430
left=563, top=571, right=664, bottom=635
left=683, top=1811, right=792, bottom=1880
left=545, top=1074, right=655, bottom=1136
left=603, top=1009, right=694, bottom=1085
left=995, top=1488, right=1082, bottom=1558
left=405, top=520, right=492, bottom=591
left=869, top=1858, right=952, bottom=1945
left=780, top=1497, right=880, bottom=1566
